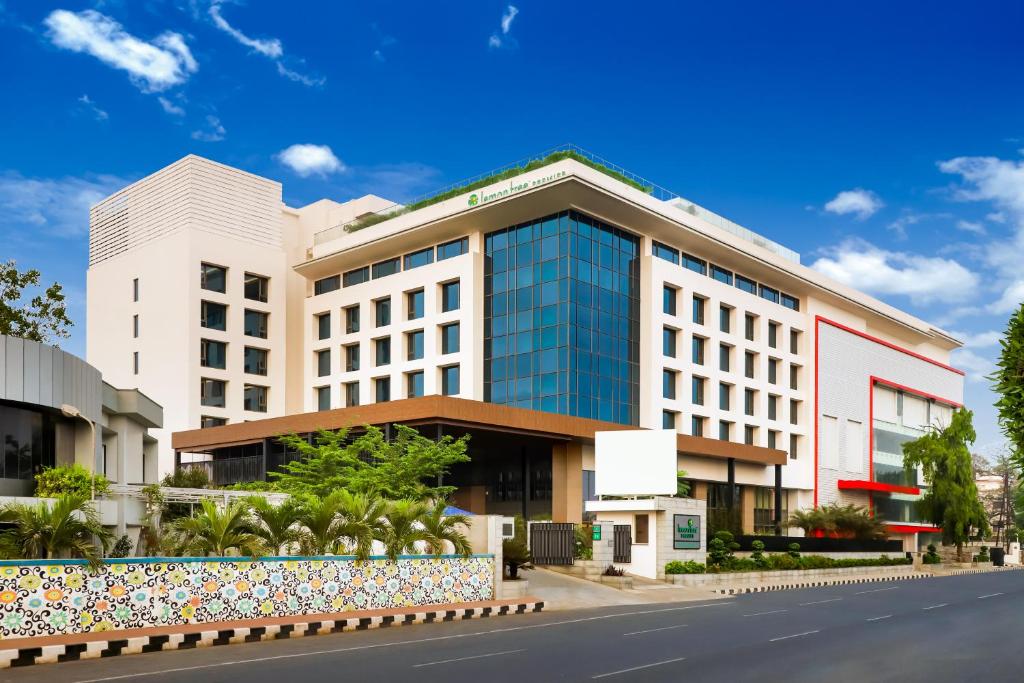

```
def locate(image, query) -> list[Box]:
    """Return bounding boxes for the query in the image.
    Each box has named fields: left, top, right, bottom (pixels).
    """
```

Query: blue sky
left=1, top=1, right=1022, bottom=454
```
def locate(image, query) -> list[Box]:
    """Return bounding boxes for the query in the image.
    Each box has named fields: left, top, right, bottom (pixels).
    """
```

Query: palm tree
left=0, top=494, right=112, bottom=568
left=172, top=499, right=264, bottom=557
left=333, top=490, right=386, bottom=560
left=297, top=492, right=345, bottom=556
left=379, top=499, right=430, bottom=560
left=296, top=491, right=385, bottom=559
left=246, top=496, right=301, bottom=555
left=419, top=500, right=472, bottom=557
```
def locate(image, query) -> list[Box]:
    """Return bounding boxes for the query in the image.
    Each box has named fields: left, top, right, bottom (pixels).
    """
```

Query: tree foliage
left=991, top=303, right=1024, bottom=473
left=0, top=260, right=72, bottom=344
left=271, top=424, right=470, bottom=499
left=169, top=500, right=263, bottom=557
left=902, top=408, right=990, bottom=561
left=787, top=504, right=887, bottom=540
left=34, top=464, right=111, bottom=498
left=0, top=494, right=111, bottom=568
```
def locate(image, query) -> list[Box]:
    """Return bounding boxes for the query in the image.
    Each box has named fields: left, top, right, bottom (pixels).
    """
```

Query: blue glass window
left=442, top=365, right=460, bottom=395
left=407, top=330, right=424, bottom=360
left=372, top=258, right=400, bottom=279
left=403, top=247, right=434, bottom=270
left=375, top=337, right=391, bottom=366
left=662, top=410, right=677, bottom=429
left=760, top=285, right=780, bottom=304
left=663, top=369, right=676, bottom=400
left=407, top=371, right=424, bottom=398
left=736, top=275, right=757, bottom=295
left=711, top=265, right=733, bottom=284
left=315, top=275, right=340, bottom=295
left=663, top=286, right=676, bottom=315
left=652, top=241, right=680, bottom=265
left=442, top=281, right=460, bottom=312
left=342, top=267, right=369, bottom=288
left=442, top=323, right=460, bottom=354
left=407, top=289, right=424, bottom=320
left=437, top=237, right=468, bottom=261
left=682, top=252, right=707, bottom=275
left=663, top=328, right=677, bottom=357
left=781, top=293, right=800, bottom=311
left=316, top=386, right=330, bottom=411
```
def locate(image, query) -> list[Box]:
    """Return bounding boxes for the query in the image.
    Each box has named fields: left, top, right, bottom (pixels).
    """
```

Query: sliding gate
left=529, top=523, right=575, bottom=565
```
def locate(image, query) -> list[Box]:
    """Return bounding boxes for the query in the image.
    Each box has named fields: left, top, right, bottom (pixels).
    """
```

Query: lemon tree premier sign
left=467, top=170, right=567, bottom=207
left=673, top=514, right=701, bottom=550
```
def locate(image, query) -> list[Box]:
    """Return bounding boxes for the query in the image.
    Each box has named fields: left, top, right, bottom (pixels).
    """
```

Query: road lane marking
left=592, top=657, right=686, bottom=679
left=922, top=603, right=948, bottom=610
left=769, top=630, right=820, bottom=642
left=412, top=649, right=524, bottom=667
left=798, top=598, right=842, bottom=606
left=866, top=615, right=892, bottom=622
left=623, top=624, right=687, bottom=636
left=71, top=602, right=733, bottom=682
left=855, top=587, right=898, bottom=594
left=977, top=593, right=1004, bottom=599
left=743, top=609, right=788, bottom=617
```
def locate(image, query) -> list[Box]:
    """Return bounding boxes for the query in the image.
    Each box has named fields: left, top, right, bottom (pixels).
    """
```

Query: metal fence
left=529, top=522, right=576, bottom=565
left=613, top=525, right=632, bottom=564
left=181, top=456, right=263, bottom=487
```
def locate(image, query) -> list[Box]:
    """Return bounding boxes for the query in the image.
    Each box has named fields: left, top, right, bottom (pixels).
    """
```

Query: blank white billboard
left=594, top=430, right=677, bottom=496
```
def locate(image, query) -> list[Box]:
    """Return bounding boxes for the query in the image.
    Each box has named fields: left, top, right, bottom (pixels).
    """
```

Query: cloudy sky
left=1, top=1, right=1022, bottom=453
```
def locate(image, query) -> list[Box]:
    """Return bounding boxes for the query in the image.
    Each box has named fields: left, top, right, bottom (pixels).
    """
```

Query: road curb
left=710, top=564, right=1021, bottom=595
left=0, top=600, right=545, bottom=669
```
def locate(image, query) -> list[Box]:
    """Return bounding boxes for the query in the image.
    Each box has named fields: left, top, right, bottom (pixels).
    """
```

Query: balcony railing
left=180, top=456, right=263, bottom=487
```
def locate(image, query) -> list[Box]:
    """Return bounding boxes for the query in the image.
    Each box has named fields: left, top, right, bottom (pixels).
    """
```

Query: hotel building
left=87, top=149, right=963, bottom=548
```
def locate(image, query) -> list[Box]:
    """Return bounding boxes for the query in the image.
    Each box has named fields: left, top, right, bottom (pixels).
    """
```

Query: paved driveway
left=525, top=567, right=719, bottom=610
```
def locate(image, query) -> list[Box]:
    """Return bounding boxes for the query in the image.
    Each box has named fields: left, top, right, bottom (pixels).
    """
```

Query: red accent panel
left=814, top=321, right=820, bottom=506
left=838, top=479, right=921, bottom=495
left=869, top=377, right=962, bottom=408
left=885, top=524, right=941, bottom=534
left=816, top=316, right=964, bottom=376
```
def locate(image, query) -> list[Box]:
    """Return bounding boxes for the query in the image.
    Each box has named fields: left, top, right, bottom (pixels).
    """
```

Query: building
left=0, top=333, right=162, bottom=540
left=88, top=147, right=964, bottom=547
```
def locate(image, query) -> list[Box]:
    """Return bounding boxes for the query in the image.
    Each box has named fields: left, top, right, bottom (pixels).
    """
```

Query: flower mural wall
left=0, top=556, right=495, bottom=639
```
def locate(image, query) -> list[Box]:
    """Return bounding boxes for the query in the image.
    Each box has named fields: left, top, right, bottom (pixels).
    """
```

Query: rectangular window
left=244, top=384, right=268, bottom=412
left=692, top=296, right=706, bottom=325
left=790, top=329, right=800, bottom=355
left=768, top=322, right=779, bottom=349
left=652, top=241, right=679, bottom=264
left=245, top=309, right=268, bottom=338
left=719, top=344, right=731, bottom=372
left=200, top=263, right=226, bottom=293
left=719, top=420, right=732, bottom=441
left=744, top=425, right=756, bottom=445
left=768, top=430, right=778, bottom=449
left=768, top=394, right=778, bottom=421
left=345, top=344, right=360, bottom=372
left=200, top=301, right=227, bottom=331
left=711, top=265, right=733, bottom=284
left=375, top=377, right=391, bottom=402
left=200, top=339, right=226, bottom=369
left=345, top=305, right=360, bottom=334
left=132, top=351, right=139, bottom=375
left=316, top=312, right=331, bottom=340
left=201, top=416, right=226, bottom=429
left=314, top=275, right=340, bottom=295
left=441, top=365, right=460, bottom=396
left=403, top=247, right=434, bottom=271
left=822, top=415, right=839, bottom=468
left=375, top=337, right=391, bottom=366
left=132, top=277, right=139, bottom=302
left=692, top=376, right=705, bottom=406
left=441, top=281, right=460, bottom=312
left=789, top=434, right=799, bottom=460
left=682, top=252, right=707, bottom=275
left=407, top=289, right=424, bottom=320
left=132, top=314, right=139, bottom=338
left=662, top=369, right=677, bottom=400
left=692, top=336, right=705, bottom=365
left=760, top=285, right=780, bottom=304
left=200, top=378, right=226, bottom=408
left=744, top=313, right=756, bottom=341
left=375, top=298, right=391, bottom=327
left=442, top=323, right=460, bottom=354
left=245, top=347, right=268, bottom=376
left=316, top=386, right=330, bottom=411
left=768, top=358, right=778, bottom=384
left=406, top=371, right=424, bottom=398
left=790, top=365, right=799, bottom=391
left=719, top=305, right=731, bottom=333
left=790, top=399, right=799, bottom=425
left=781, top=293, right=800, bottom=311
left=662, top=410, right=677, bottom=430
left=345, top=381, right=360, bottom=407
left=437, top=237, right=468, bottom=261
left=316, top=348, right=331, bottom=377
left=736, top=274, right=757, bottom=295
left=744, top=388, right=756, bottom=416
left=663, top=327, right=677, bottom=357
left=244, top=273, right=269, bottom=302
left=691, top=415, right=705, bottom=437
left=407, top=330, right=424, bottom=360
left=372, top=257, right=400, bottom=279
left=745, top=351, right=756, bottom=379
left=342, top=266, right=369, bottom=288
left=634, top=514, right=650, bottom=544
left=663, top=286, right=677, bottom=315
left=719, top=382, right=731, bottom=410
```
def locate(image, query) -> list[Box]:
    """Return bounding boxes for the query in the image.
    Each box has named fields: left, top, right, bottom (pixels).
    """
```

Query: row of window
left=200, top=263, right=270, bottom=302
left=662, top=371, right=802, bottom=423
left=653, top=241, right=800, bottom=311
left=315, top=281, right=460, bottom=341
left=200, top=302, right=270, bottom=338
left=663, top=410, right=801, bottom=458
left=314, top=323, right=461, bottom=376
left=314, top=237, right=468, bottom=296
left=314, top=365, right=462, bottom=410
left=200, top=339, right=269, bottom=375
left=200, top=379, right=268, bottom=413
left=662, top=331, right=802, bottom=388
left=663, top=286, right=801, bottom=353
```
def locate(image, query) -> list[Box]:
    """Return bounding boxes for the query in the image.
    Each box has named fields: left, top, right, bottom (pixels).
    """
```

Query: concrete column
left=774, top=465, right=783, bottom=535
left=591, top=520, right=615, bottom=566
left=741, top=487, right=755, bottom=534
left=551, top=441, right=583, bottom=523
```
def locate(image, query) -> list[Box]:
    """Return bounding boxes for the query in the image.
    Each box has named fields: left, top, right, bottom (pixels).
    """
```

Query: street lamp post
left=60, top=404, right=97, bottom=501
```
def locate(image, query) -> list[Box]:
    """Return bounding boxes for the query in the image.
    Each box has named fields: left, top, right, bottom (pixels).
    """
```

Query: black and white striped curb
left=0, top=601, right=544, bottom=668
left=710, top=565, right=1022, bottom=595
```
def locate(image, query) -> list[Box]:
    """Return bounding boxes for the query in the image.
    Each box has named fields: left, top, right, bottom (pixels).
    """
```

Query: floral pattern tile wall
left=0, top=556, right=495, bottom=639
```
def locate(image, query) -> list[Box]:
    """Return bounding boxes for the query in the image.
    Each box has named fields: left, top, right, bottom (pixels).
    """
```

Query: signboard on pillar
left=594, top=430, right=676, bottom=496
left=673, top=514, right=701, bottom=549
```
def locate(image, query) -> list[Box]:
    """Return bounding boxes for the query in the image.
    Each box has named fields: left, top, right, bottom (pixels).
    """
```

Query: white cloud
left=810, top=238, right=979, bottom=305
left=955, top=219, right=986, bottom=235
left=44, top=9, right=197, bottom=92
left=489, top=5, right=519, bottom=49
left=949, top=329, right=1002, bottom=348
left=823, top=188, right=884, bottom=220
left=191, top=115, right=226, bottom=142
left=208, top=2, right=282, bottom=58
left=157, top=96, right=185, bottom=116
left=939, top=156, right=1024, bottom=219
left=276, top=62, right=325, bottom=88
left=987, top=211, right=1006, bottom=223
left=986, top=280, right=1024, bottom=315
left=951, top=348, right=995, bottom=383
left=276, top=144, right=344, bottom=177
left=77, top=94, right=108, bottom=121
left=0, top=171, right=129, bottom=237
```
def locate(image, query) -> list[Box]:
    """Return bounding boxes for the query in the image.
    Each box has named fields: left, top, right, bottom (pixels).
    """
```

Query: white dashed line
left=743, top=609, right=788, bottom=617
left=866, top=615, right=893, bottom=622
left=623, top=624, right=688, bottom=636
left=855, top=587, right=898, bottom=595
left=592, top=657, right=686, bottom=679
left=922, top=603, right=949, bottom=610
left=412, top=649, right=525, bottom=668
left=769, top=630, right=820, bottom=642
left=977, top=593, right=1003, bottom=599
left=799, top=598, right=842, bottom=606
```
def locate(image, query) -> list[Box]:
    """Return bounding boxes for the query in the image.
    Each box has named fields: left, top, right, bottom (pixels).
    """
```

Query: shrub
left=751, top=540, right=769, bottom=569
left=603, top=564, right=625, bottom=577
left=767, top=553, right=799, bottom=570
left=787, top=542, right=801, bottom=559
left=162, top=468, right=211, bottom=489
left=665, top=560, right=706, bottom=575
left=708, top=553, right=912, bottom=573
left=35, top=464, right=111, bottom=498
left=923, top=544, right=941, bottom=565
left=574, top=524, right=594, bottom=560
left=788, top=504, right=887, bottom=540
left=977, top=546, right=990, bottom=563
left=708, top=530, right=739, bottom=568
left=108, top=534, right=135, bottom=558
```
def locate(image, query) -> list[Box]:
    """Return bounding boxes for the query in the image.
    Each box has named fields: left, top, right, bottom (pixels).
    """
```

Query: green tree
left=378, top=499, right=430, bottom=560
left=991, top=304, right=1024, bottom=473
left=170, top=500, right=263, bottom=557
left=296, top=491, right=384, bottom=559
left=34, top=464, right=111, bottom=498
left=902, top=408, right=990, bottom=561
left=246, top=496, right=302, bottom=555
left=0, top=261, right=72, bottom=344
left=419, top=500, right=472, bottom=557
left=0, top=494, right=112, bottom=568
left=272, top=424, right=470, bottom=499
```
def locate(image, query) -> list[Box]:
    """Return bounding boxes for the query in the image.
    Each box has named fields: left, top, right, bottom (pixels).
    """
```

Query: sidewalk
left=527, top=568, right=721, bottom=610
left=0, top=596, right=544, bottom=668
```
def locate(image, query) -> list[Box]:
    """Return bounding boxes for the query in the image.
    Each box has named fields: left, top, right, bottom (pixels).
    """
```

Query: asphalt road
left=4, top=571, right=1022, bottom=683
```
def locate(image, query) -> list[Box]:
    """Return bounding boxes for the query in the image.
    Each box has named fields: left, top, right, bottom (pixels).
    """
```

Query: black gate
left=530, top=523, right=575, bottom=565
left=613, top=525, right=632, bottom=563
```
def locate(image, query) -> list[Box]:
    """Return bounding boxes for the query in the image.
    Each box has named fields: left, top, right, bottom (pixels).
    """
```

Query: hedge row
left=665, top=554, right=912, bottom=575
